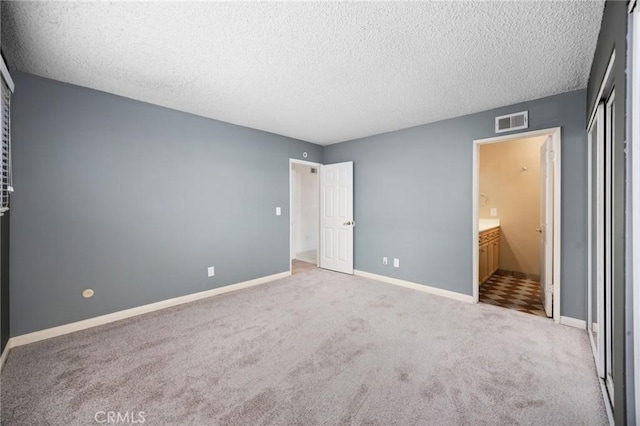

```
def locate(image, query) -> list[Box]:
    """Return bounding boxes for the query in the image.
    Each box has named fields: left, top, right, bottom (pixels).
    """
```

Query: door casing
left=289, top=158, right=322, bottom=273
left=472, top=127, right=562, bottom=323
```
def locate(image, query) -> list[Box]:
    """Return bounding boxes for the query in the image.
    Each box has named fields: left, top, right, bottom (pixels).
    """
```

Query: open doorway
left=473, top=127, right=561, bottom=322
left=477, top=136, right=548, bottom=317
left=290, top=159, right=320, bottom=275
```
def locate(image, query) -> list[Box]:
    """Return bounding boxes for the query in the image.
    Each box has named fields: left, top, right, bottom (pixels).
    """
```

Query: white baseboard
left=0, top=338, right=14, bottom=373
left=559, top=316, right=587, bottom=330
left=354, top=270, right=474, bottom=304
left=9, top=271, right=291, bottom=349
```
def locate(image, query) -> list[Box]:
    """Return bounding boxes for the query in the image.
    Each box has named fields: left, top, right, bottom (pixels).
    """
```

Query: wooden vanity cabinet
left=479, top=227, right=500, bottom=285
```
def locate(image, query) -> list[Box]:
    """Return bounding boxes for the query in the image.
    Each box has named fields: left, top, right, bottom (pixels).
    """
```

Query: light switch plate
left=276, top=207, right=281, bottom=216
left=490, top=208, right=498, bottom=217
left=393, top=258, right=400, bottom=268
left=208, top=266, right=215, bottom=277
left=383, top=257, right=388, bottom=265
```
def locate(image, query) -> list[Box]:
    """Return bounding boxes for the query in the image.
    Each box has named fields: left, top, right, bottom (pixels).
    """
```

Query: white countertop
left=479, top=218, right=500, bottom=232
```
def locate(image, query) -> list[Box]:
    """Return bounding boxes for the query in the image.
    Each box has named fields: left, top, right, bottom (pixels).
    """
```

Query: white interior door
left=539, top=137, right=553, bottom=317
left=320, top=162, right=354, bottom=274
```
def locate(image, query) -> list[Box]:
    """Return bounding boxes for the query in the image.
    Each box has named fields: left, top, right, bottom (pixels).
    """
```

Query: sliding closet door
left=604, top=90, right=616, bottom=401
left=588, top=89, right=616, bottom=408
left=588, top=104, right=604, bottom=377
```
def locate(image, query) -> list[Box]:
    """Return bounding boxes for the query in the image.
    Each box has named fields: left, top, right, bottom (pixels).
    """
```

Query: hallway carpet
left=292, top=259, right=317, bottom=275
left=1, top=269, right=606, bottom=425
left=295, top=250, right=317, bottom=264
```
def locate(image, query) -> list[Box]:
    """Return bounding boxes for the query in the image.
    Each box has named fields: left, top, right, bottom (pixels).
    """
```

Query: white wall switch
left=208, top=266, right=215, bottom=277
left=490, top=208, right=498, bottom=217
left=276, top=207, right=281, bottom=216
left=383, top=257, right=388, bottom=265
left=393, top=258, right=400, bottom=268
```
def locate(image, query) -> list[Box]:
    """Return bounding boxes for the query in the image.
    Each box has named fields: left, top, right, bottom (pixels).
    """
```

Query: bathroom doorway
left=290, top=159, right=320, bottom=275
left=472, top=127, right=561, bottom=322
left=477, top=136, right=547, bottom=317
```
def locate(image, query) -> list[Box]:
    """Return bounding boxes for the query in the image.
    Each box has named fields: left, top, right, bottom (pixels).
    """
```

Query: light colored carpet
left=1, top=268, right=606, bottom=425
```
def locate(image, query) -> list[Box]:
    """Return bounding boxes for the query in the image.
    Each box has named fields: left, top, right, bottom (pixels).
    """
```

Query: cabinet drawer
left=479, top=227, right=500, bottom=243
left=478, top=226, right=500, bottom=284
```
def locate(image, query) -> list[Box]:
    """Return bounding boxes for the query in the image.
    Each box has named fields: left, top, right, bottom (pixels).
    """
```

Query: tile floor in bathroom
left=479, top=274, right=548, bottom=318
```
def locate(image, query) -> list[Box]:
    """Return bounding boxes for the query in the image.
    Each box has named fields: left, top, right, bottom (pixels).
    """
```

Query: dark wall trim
left=1, top=213, right=9, bottom=353
left=0, top=46, right=9, bottom=354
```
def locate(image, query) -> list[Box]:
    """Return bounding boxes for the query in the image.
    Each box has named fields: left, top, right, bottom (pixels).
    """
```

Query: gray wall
left=10, top=72, right=322, bottom=335
left=586, top=1, right=628, bottom=423
left=324, top=89, right=587, bottom=320
left=8, top=73, right=589, bottom=335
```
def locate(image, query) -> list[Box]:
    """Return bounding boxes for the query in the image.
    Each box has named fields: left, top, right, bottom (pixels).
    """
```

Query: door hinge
left=550, top=150, right=555, bottom=161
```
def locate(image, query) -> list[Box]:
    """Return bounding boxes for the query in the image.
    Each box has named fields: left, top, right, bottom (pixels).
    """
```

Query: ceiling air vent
left=495, top=111, right=528, bottom=133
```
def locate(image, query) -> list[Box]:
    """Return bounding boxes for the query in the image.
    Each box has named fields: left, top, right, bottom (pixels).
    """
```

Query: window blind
left=1, top=59, right=13, bottom=216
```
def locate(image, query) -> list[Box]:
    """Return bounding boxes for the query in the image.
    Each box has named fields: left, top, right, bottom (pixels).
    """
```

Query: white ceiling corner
left=1, top=1, right=605, bottom=145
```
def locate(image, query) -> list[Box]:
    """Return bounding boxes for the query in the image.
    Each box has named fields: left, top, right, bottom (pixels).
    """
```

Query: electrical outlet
left=393, top=258, right=400, bottom=268
left=383, top=257, right=388, bottom=265
left=207, top=266, right=215, bottom=277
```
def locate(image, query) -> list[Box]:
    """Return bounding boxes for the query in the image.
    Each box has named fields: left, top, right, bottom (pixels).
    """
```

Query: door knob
left=343, top=221, right=353, bottom=226
left=536, top=228, right=542, bottom=233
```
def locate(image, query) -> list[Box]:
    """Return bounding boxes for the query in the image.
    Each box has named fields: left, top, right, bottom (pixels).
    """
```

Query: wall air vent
left=495, top=111, right=528, bottom=133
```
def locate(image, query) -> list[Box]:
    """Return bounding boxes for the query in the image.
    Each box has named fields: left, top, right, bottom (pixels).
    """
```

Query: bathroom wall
left=479, top=136, right=546, bottom=276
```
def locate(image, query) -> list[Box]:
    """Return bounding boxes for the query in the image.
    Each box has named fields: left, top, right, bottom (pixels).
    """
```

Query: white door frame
left=472, top=127, right=562, bottom=323
left=289, top=158, right=322, bottom=273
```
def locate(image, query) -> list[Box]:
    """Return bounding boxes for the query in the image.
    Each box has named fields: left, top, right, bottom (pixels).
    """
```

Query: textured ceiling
left=1, top=1, right=604, bottom=145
